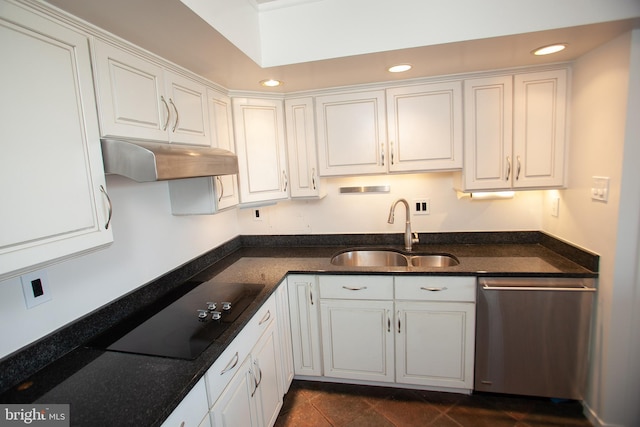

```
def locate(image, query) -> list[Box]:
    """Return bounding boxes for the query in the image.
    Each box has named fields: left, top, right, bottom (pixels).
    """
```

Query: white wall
left=542, top=30, right=640, bottom=427
left=0, top=175, right=240, bottom=359
left=239, top=173, right=544, bottom=234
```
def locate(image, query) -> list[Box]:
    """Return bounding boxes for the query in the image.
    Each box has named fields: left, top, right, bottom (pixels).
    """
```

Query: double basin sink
left=331, top=248, right=459, bottom=268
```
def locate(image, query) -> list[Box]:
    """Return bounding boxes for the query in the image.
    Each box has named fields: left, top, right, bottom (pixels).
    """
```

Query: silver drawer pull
left=259, top=310, right=271, bottom=325
left=342, top=286, right=368, bottom=291
left=420, top=286, right=448, bottom=292
left=220, top=351, right=239, bottom=375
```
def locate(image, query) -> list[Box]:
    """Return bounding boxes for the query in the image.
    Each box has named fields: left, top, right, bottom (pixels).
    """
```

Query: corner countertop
left=0, top=236, right=597, bottom=426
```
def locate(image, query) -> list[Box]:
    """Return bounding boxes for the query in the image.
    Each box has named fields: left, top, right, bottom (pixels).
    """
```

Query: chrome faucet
left=387, top=198, right=419, bottom=251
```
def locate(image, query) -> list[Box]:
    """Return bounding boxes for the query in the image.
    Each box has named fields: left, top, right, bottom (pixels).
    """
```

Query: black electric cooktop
left=90, top=281, right=264, bottom=360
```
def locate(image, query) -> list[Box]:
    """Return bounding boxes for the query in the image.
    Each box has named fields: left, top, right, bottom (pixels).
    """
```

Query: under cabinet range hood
left=100, top=138, right=239, bottom=182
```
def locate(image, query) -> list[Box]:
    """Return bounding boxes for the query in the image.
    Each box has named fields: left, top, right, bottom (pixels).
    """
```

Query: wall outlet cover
left=21, top=269, right=52, bottom=309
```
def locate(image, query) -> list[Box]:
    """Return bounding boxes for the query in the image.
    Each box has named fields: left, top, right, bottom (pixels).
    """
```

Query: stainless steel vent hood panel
left=101, top=139, right=239, bottom=182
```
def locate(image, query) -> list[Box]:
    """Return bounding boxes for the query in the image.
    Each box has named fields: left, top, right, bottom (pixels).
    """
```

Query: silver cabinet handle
left=420, top=286, right=448, bottom=292
left=258, top=310, right=271, bottom=325
left=516, top=155, right=521, bottom=180
left=216, top=176, right=224, bottom=202
left=387, top=310, right=391, bottom=333
left=390, top=141, right=394, bottom=165
left=482, top=284, right=596, bottom=292
left=342, top=286, right=367, bottom=291
left=309, top=284, right=314, bottom=306
left=99, top=185, right=112, bottom=230
left=397, top=310, right=401, bottom=334
left=169, top=98, right=179, bottom=132
left=506, top=156, right=512, bottom=181
left=311, top=168, right=317, bottom=190
left=251, top=359, right=263, bottom=397
left=220, top=351, right=239, bottom=375
left=160, top=96, right=170, bottom=131
left=380, top=143, right=385, bottom=166
left=282, top=170, right=288, bottom=192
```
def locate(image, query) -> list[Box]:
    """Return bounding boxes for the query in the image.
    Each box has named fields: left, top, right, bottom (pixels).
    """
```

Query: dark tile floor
left=275, top=381, right=592, bottom=427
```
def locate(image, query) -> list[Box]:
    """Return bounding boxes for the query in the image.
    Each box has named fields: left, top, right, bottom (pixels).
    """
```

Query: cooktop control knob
left=222, top=302, right=232, bottom=311
left=206, top=302, right=217, bottom=311
left=197, top=309, right=208, bottom=321
left=211, top=311, right=222, bottom=321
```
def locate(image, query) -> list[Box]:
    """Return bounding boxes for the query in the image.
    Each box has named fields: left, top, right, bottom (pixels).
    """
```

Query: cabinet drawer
left=319, top=275, right=393, bottom=300
left=395, top=276, right=475, bottom=302
left=205, top=293, right=276, bottom=406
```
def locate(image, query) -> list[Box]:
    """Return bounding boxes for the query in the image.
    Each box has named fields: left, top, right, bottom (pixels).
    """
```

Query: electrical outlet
left=21, top=269, right=52, bottom=309
left=253, top=209, right=263, bottom=221
left=551, top=196, right=560, bottom=217
left=413, top=198, right=430, bottom=215
left=591, top=176, right=610, bottom=202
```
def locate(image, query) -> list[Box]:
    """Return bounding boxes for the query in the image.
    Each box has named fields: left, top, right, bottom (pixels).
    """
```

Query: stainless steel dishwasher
left=475, top=277, right=596, bottom=400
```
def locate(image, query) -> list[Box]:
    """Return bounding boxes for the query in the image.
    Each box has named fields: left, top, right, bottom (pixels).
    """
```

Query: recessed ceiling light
left=388, top=64, right=412, bottom=73
left=532, top=43, right=567, bottom=56
left=260, top=79, right=283, bottom=87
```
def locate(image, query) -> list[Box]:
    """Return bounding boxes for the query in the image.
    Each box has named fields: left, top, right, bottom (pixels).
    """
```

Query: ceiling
left=45, top=0, right=639, bottom=93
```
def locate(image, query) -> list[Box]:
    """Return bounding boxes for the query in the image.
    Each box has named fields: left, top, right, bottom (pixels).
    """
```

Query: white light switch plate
left=591, top=176, right=610, bottom=202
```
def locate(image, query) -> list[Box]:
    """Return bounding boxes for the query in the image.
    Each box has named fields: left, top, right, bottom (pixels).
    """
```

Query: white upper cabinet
left=168, top=90, right=240, bottom=215
left=233, top=97, right=289, bottom=204
left=285, top=97, right=324, bottom=198
left=461, top=75, right=514, bottom=190
left=513, top=69, right=567, bottom=189
left=315, top=90, right=387, bottom=176
left=459, top=68, right=567, bottom=191
left=0, top=0, right=113, bottom=279
left=386, top=82, right=463, bottom=172
left=93, top=39, right=210, bottom=146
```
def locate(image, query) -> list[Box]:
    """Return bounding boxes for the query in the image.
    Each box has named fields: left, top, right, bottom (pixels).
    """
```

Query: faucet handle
left=412, top=232, right=419, bottom=244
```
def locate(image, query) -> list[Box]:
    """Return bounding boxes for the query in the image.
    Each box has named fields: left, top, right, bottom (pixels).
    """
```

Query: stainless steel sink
left=330, top=249, right=459, bottom=267
left=410, top=254, right=459, bottom=267
left=330, top=250, right=408, bottom=267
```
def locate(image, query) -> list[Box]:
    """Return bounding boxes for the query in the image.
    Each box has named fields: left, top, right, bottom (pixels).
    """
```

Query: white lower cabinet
left=206, top=292, right=287, bottom=427
left=313, top=274, right=475, bottom=392
left=287, top=275, right=322, bottom=377
left=161, top=377, right=211, bottom=427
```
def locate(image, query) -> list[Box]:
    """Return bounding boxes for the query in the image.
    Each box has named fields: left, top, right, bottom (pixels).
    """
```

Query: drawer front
left=205, top=293, right=276, bottom=406
left=395, top=276, right=476, bottom=302
left=319, top=275, right=393, bottom=300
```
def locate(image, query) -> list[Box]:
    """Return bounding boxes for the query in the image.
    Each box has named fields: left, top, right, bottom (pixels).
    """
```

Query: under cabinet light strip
left=340, top=185, right=390, bottom=194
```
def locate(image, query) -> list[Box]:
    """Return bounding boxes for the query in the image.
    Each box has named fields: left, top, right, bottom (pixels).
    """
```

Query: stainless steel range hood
left=101, top=138, right=238, bottom=182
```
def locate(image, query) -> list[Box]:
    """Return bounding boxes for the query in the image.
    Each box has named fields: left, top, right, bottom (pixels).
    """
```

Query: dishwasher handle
left=482, top=284, right=596, bottom=292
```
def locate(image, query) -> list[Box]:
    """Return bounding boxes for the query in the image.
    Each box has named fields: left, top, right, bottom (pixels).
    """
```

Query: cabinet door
left=287, top=275, right=322, bottom=376
left=0, top=1, right=113, bottom=279
left=161, top=378, right=210, bottom=427
left=252, top=323, right=283, bottom=427
left=209, top=91, right=239, bottom=209
left=320, top=299, right=394, bottom=382
left=396, top=301, right=475, bottom=390
left=315, top=90, right=387, bottom=176
left=93, top=39, right=169, bottom=141
left=233, top=98, right=289, bottom=204
left=386, top=82, right=463, bottom=172
left=210, top=355, right=259, bottom=427
left=275, top=282, right=295, bottom=393
left=285, top=98, right=322, bottom=198
left=513, top=69, right=567, bottom=189
left=462, top=76, right=513, bottom=190
left=164, top=70, right=210, bottom=146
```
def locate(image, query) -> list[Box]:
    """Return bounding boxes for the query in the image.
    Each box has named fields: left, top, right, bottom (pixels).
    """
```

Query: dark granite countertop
left=0, top=233, right=598, bottom=426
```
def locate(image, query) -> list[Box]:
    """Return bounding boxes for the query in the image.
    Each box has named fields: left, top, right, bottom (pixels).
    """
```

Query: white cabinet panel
left=315, top=90, right=387, bottom=176
left=0, top=0, right=112, bottom=279
left=287, top=275, right=322, bottom=376
left=162, top=378, right=211, bottom=427
left=386, top=82, right=463, bottom=172
left=320, top=299, right=394, bottom=383
left=285, top=97, right=323, bottom=198
left=233, top=98, right=289, bottom=204
left=210, top=355, right=258, bottom=427
left=396, top=301, right=475, bottom=389
left=93, top=39, right=210, bottom=146
left=275, top=281, right=295, bottom=393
